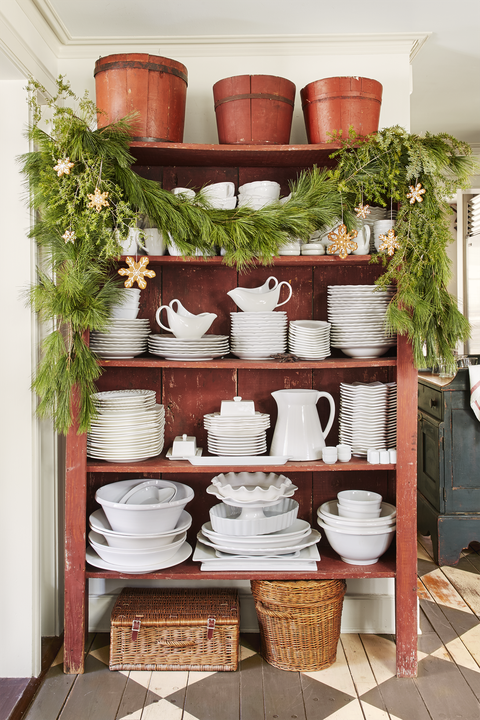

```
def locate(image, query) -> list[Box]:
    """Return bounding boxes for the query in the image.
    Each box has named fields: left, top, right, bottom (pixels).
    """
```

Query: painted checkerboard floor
left=22, top=536, right=480, bottom=720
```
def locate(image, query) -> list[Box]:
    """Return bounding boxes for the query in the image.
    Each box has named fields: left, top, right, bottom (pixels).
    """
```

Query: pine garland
left=330, top=127, right=478, bottom=369
left=21, top=78, right=478, bottom=433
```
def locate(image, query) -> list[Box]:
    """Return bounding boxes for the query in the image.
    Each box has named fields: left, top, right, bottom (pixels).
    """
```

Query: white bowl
left=317, top=519, right=396, bottom=565
left=110, top=306, right=140, bottom=320
left=210, top=472, right=296, bottom=503
left=89, top=509, right=192, bottom=548
left=318, top=500, right=397, bottom=529
left=337, top=489, right=382, bottom=508
left=337, top=505, right=382, bottom=519
left=119, top=480, right=177, bottom=505
left=89, top=529, right=187, bottom=567
left=238, top=181, right=280, bottom=199
left=209, top=498, right=298, bottom=536
left=95, top=479, right=194, bottom=534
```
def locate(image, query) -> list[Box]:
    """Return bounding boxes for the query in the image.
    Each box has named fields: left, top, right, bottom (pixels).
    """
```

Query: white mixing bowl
left=89, top=529, right=186, bottom=567
left=95, top=478, right=194, bottom=534
left=317, top=518, right=396, bottom=565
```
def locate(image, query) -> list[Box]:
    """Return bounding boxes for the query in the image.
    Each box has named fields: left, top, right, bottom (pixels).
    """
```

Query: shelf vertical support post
left=63, top=384, right=88, bottom=674
left=395, top=332, right=418, bottom=677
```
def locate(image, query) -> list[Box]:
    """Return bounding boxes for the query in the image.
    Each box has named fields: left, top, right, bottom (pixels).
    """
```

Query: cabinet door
left=444, top=394, right=480, bottom=512
left=417, top=412, right=444, bottom=512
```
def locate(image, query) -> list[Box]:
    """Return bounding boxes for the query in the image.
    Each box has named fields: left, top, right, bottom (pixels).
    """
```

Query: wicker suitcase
left=109, top=587, right=240, bottom=671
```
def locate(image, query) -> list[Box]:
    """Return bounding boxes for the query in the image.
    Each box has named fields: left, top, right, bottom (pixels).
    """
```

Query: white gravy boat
left=156, top=299, right=217, bottom=338
left=227, top=276, right=292, bottom=312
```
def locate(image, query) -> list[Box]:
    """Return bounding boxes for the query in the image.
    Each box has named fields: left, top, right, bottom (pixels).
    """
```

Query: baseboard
left=88, top=588, right=397, bottom=635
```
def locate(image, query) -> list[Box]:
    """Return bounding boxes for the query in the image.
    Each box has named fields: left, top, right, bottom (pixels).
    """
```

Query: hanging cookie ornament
left=118, top=256, right=156, bottom=289
left=355, top=203, right=371, bottom=219
left=327, top=224, right=358, bottom=259
left=62, top=229, right=76, bottom=244
left=406, top=182, right=426, bottom=204
left=378, top=228, right=400, bottom=256
left=54, top=157, right=74, bottom=177
left=87, top=187, right=110, bottom=212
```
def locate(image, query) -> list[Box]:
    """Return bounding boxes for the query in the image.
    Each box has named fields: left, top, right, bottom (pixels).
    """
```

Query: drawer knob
left=429, top=398, right=437, bottom=408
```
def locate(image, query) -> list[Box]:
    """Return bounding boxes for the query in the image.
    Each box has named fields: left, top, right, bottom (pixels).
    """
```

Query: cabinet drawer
left=418, top=383, right=443, bottom=420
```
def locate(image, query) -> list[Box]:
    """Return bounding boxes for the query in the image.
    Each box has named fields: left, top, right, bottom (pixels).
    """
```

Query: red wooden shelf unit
left=63, top=142, right=418, bottom=678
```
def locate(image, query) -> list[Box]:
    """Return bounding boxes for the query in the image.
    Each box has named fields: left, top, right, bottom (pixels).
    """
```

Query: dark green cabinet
left=417, top=368, right=480, bottom=565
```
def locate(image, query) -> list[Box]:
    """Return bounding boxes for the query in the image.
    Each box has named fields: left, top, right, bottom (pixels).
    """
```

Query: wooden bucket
left=300, top=76, right=383, bottom=143
left=213, top=74, right=296, bottom=145
left=94, top=53, right=188, bottom=142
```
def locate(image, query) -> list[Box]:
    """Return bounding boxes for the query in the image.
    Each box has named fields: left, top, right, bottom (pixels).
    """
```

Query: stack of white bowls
left=288, top=320, right=331, bottom=360
left=200, top=181, right=237, bottom=210
left=109, top=288, right=141, bottom=320
left=86, top=478, right=194, bottom=572
left=230, top=312, right=288, bottom=360
left=87, top=389, right=165, bottom=462
left=237, top=181, right=280, bottom=209
left=196, top=472, right=320, bottom=566
left=327, top=284, right=397, bottom=358
left=317, top=490, right=396, bottom=565
left=90, top=318, right=151, bottom=359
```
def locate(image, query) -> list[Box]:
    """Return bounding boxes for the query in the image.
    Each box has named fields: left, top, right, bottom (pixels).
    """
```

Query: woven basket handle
left=256, top=603, right=300, bottom=621
left=156, top=638, right=197, bottom=648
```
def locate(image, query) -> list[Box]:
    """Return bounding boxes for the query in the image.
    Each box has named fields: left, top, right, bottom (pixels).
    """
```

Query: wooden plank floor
left=18, top=536, right=480, bottom=720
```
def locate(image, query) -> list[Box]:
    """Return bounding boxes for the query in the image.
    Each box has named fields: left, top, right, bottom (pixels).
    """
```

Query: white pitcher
left=269, top=389, right=335, bottom=460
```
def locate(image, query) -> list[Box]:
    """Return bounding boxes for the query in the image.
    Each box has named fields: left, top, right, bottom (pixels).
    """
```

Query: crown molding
left=19, top=3, right=431, bottom=62
left=55, top=32, right=431, bottom=60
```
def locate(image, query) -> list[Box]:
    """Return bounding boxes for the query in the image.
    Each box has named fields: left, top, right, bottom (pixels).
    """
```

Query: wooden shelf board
left=129, top=141, right=342, bottom=168
left=85, top=545, right=396, bottom=580
left=97, top=355, right=397, bottom=370
left=120, top=254, right=378, bottom=266
left=86, top=456, right=395, bottom=473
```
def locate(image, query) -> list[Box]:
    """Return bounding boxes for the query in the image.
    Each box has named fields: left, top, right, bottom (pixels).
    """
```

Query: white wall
left=0, top=79, right=39, bottom=677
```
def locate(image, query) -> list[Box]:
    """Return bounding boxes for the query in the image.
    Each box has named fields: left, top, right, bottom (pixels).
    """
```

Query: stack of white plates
left=87, top=389, right=165, bottom=462
left=203, top=411, right=270, bottom=455
left=148, top=334, right=229, bottom=361
left=386, top=382, right=397, bottom=448
left=197, top=519, right=320, bottom=557
left=90, top=319, right=151, bottom=359
left=327, top=285, right=397, bottom=358
left=288, top=320, right=331, bottom=360
left=230, top=312, right=288, bottom=360
left=467, top=194, right=480, bottom=238
left=338, top=381, right=392, bottom=457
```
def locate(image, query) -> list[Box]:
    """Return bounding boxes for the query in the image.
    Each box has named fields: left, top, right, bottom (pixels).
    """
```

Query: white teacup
left=156, top=301, right=217, bottom=339
left=239, top=181, right=280, bottom=201
left=118, top=227, right=140, bottom=255
left=202, top=182, right=235, bottom=199
left=172, top=187, right=196, bottom=200
left=373, top=220, right=395, bottom=251
left=142, top=228, right=166, bottom=256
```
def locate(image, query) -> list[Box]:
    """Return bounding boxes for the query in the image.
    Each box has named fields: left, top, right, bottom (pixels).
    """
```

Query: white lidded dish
left=95, top=478, right=194, bottom=534
left=88, top=529, right=187, bottom=567
left=89, top=508, right=192, bottom=548
left=209, top=498, right=298, bottom=536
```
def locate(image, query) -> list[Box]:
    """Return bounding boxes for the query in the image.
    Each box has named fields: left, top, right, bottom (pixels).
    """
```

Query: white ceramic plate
left=86, top=541, right=192, bottom=573
left=196, top=530, right=320, bottom=556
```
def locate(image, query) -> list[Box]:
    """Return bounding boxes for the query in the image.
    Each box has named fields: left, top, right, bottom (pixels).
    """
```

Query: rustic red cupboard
left=64, top=142, right=418, bottom=677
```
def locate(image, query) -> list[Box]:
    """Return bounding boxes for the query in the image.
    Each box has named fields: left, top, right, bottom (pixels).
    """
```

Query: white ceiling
left=4, top=0, right=480, bottom=142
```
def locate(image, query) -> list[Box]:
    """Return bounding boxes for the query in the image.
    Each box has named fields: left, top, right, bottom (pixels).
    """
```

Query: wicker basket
left=109, top=587, right=240, bottom=671
left=251, top=579, right=346, bottom=672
